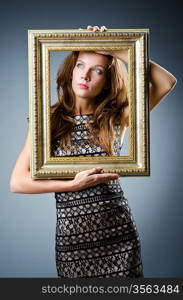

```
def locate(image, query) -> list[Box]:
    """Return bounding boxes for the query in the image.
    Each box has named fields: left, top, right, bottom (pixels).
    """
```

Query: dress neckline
left=73, top=113, right=93, bottom=117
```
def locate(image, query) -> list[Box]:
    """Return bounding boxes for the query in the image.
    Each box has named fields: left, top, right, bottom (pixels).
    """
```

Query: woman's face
left=71, top=52, right=109, bottom=102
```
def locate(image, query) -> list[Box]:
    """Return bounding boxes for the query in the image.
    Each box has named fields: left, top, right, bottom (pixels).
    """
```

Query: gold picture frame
left=28, top=29, right=150, bottom=179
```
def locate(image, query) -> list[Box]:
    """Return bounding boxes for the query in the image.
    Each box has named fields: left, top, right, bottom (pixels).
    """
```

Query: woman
left=10, top=26, right=177, bottom=278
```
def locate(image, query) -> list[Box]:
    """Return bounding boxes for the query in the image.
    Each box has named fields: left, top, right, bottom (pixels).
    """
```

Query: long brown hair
left=51, top=51, right=128, bottom=156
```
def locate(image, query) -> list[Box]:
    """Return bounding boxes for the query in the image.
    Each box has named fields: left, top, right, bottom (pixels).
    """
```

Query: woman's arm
left=10, top=130, right=119, bottom=194
left=109, top=51, right=177, bottom=111
left=86, top=26, right=177, bottom=111
left=148, top=60, right=177, bottom=111
left=10, top=130, right=72, bottom=194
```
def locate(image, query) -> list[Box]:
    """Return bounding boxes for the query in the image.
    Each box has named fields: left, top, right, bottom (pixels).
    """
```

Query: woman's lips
left=78, top=83, right=89, bottom=89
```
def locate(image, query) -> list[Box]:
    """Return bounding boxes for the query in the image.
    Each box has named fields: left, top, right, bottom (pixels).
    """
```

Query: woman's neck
left=74, top=101, right=95, bottom=115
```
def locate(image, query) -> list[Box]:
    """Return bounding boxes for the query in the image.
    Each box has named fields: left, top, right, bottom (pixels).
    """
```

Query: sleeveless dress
left=53, top=114, right=144, bottom=278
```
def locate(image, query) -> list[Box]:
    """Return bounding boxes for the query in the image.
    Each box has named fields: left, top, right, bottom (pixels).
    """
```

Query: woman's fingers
left=87, top=25, right=107, bottom=32
left=85, top=168, right=119, bottom=181
left=95, top=173, right=119, bottom=183
left=74, top=167, right=102, bottom=180
left=93, top=26, right=100, bottom=31
left=73, top=168, right=119, bottom=191
left=87, top=25, right=94, bottom=31
left=95, top=50, right=113, bottom=56
left=85, top=167, right=103, bottom=176
left=85, top=173, right=119, bottom=188
left=101, top=25, right=107, bottom=32
left=80, top=26, right=107, bottom=32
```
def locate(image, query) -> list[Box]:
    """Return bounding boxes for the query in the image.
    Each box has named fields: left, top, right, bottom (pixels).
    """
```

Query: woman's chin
left=74, top=91, right=92, bottom=99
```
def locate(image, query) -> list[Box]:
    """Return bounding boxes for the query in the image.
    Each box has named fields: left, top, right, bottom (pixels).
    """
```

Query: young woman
left=10, top=26, right=177, bottom=278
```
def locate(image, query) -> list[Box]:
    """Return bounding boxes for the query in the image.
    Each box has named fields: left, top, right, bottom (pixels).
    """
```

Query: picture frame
left=28, top=29, right=150, bottom=179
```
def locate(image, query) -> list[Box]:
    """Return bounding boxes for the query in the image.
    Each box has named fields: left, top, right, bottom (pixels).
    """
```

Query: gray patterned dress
left=53, top=114, right=144, bottom=278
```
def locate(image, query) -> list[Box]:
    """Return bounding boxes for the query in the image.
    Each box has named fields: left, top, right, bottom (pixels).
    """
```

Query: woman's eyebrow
left=77, top=59, right=106, bottom=69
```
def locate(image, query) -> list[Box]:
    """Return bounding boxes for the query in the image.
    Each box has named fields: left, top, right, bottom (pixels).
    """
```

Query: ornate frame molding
left=28, top=29, right=150, bottom=179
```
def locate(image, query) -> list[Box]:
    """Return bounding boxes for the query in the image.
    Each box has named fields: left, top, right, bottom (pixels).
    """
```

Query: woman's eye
left=95, top=68, right=103, bottom=75
left=76, top=63, right=84, bottom=69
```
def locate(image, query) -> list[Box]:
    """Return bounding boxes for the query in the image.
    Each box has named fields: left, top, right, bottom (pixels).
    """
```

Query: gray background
left=0, top=0, right=182, bottom=277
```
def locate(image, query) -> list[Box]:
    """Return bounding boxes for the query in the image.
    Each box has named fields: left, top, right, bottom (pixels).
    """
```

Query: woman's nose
left=81, top=69, right=90, bottom=81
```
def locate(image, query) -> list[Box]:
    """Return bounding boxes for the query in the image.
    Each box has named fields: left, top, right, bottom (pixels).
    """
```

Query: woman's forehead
left=77, top=51, right=109, bottom=67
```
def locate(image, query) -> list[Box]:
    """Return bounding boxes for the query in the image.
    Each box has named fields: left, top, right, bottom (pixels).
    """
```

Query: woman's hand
left=72, top=167, right=119, bottom=191
left=87, top=25, right=107, bottom=32
left=84, top=25, right=128, bottom=63
left=95, top=50, right=128, bottom=63
left=79, top=25, right=107, bottom=32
